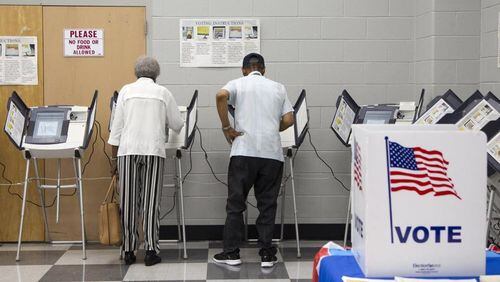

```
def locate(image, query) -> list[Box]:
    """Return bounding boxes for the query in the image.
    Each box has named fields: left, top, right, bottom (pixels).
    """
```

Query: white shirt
left=108, top=77, right=184, bottom=158
left=223, top=71, right=293, bottom=162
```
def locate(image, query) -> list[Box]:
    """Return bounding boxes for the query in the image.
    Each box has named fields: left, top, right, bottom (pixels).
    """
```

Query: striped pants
left=118, top=155, right=164, bottom=253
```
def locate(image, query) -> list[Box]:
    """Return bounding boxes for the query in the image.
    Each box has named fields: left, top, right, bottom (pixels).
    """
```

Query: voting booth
left=414, top=89, right=463, bottom=125
left=350, top=124, right=486, bottom=277
left=109, top=89, right=198, bottom=259
left=4, top=90, right=98, bottom=261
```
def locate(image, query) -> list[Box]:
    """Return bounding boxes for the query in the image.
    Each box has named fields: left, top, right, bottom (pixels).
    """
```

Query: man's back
left=223, top=71, right=292, bottom=162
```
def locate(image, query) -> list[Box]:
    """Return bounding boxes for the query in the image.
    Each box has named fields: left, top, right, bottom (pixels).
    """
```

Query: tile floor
left=0, top=240, right=324, bottom=282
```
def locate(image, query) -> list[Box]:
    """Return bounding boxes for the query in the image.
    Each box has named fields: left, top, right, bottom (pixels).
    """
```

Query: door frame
left=0, top=0, right=152, bottom=55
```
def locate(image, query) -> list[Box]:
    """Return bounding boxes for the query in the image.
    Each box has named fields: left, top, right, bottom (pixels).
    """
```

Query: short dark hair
left=242, top=53, right=265, bottom=69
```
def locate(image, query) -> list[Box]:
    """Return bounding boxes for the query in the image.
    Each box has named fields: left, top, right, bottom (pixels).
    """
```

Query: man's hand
left=223, top=127, right=243, bottom=144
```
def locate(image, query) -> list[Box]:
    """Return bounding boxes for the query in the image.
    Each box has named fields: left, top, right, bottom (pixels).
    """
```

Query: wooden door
left=0, top=6, right=44, bottom=241
left=43, top=6, right=146, bottom=240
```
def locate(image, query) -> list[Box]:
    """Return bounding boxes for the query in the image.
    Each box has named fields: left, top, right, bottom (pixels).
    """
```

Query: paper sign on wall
left=64, top=29, right=104, bottom=57
left=180, top=19, right=260, bottom=67
left=0, top=36, right=38, bottom=85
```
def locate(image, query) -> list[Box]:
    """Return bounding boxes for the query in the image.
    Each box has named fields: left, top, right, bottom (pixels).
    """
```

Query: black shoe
left=124, top=251, right=136, bottom=265
left=212, top=250, right=242, bottom=266
left=144, top=250, right=162, bottom=266
left=260, top=247, right=278, bottom=268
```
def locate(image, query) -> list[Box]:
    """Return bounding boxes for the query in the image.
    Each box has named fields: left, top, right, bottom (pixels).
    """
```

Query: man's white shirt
left=108, top=77, right=184, bottom=158
left=223, top=71, right=293, bottom=162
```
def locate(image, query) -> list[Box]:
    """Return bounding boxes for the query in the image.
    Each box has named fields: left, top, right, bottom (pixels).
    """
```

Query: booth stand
left=4, top=91, right=98, bottom=261
left=110, top=90, right=198, bottom=260
left=350, top=124, right=486, bottom=277
left=163, top=90, right=198, bottom=259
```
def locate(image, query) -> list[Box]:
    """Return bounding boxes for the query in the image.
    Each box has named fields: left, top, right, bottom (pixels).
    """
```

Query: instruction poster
left=180, top=19, right=260, bottom=67
left=0, top=36, right=38, bottom=85
left=64, top=29, right=104, bottom=57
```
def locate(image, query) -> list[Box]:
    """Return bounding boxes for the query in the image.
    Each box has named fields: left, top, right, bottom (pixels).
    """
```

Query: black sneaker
left=144, top=250, right=162, bottom=266
left=124, top=251, right=136, bottom=265
left=212, top=250, right=242, bottom=266
left=259, top=247, right=278, bottom=268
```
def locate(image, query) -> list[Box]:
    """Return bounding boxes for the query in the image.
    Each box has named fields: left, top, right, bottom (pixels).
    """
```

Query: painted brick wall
left=151, top=0, right=416, bottom=226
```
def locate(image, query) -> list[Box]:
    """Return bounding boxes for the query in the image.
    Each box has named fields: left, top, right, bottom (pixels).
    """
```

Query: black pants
left=223, top=156, right=284, bottom=253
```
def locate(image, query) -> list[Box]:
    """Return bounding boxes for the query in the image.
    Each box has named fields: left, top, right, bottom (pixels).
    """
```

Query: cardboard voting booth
left=350, top=125, right=487, bottom=277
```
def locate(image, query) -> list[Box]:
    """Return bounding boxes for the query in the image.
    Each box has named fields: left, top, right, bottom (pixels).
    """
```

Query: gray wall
left=0, top=0, right=489, bottom=227
left=415, top=0, right=481, bottom=102
left=481, top=0, right=500, bottom=93
left=153, top=0, right=417, bottom=226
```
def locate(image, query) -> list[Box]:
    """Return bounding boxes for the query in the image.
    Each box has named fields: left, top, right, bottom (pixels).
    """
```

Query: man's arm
left=216, top=89, right=242, bottom=144
left=280, top=112, right=295, bottom=132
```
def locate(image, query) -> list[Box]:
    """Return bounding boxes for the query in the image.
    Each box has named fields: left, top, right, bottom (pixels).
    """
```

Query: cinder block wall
left=153, top=0, right=417, bottom=226
left=481, top=0, right=500, bottom=93
left=415, top=0, right=481, bottom=102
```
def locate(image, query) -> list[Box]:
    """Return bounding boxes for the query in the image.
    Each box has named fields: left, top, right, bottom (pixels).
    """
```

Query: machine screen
left=363, top=110, right=393, bottom=124
left=33, top=112, right=64, bottom=138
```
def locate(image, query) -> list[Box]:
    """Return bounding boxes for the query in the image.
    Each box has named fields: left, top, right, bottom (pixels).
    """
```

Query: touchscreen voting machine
left=5, top=90, right=97, bottom=158
left=330, top=89, right=418, bottom=147
left=331, top=90, right=360, bottom=146
left=280, top=89, right=309, bottom=148
left=166, top=90, right=198, bottom=150
left=3, top=90, right=98, bottom=262
left=414, top=89, right=463, bottom=125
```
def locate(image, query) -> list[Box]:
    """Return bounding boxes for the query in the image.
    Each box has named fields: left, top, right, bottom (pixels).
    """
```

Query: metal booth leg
left=244, top=207, right=249, bottom=242
left=73, top=158, right=86, bottom=260
left=288, top=152, right=301, bottom=258
left=279, top=160, right=287, bottom=241
left=174, top=156, right=182, bottom=242
left=176, top=150, right=188, bottom=259
left=16, top=159, right=31, bottom=261
left=343, top=191, right=352, bottom=248
left=487, top=185, right=496, bottom=243
left=33, top=158, right=51, bottom=242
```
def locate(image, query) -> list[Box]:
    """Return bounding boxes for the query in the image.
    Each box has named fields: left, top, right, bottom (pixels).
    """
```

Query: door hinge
left=145, top=20, right=148, bottom=36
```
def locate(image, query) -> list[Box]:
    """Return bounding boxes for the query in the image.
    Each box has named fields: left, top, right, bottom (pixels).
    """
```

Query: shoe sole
left=261, top=261, right=277, bottom=268
left=212, top=258, right=242, bottom=266
left=145, top=260, right=161, bottom=266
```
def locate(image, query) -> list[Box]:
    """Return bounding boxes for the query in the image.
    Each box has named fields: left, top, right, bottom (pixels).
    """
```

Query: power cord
left=307, top=131, right=350, bottom=192
left=160, top=128, right=195, bottom=220
left=196, top=126, right=228, bottom=186
left=1, top=119, right=110, bottom=208
left=95, top=120, right=113, bottom=168
left=82, top=123, right=98, bottom=175
left=0, top=160, right=79, bottom=208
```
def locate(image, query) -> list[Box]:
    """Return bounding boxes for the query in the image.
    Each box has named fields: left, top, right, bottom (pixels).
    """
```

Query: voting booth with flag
left=350, top=125, right=487, bottom=277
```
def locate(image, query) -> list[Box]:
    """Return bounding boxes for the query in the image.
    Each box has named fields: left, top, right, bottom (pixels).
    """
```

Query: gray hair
left=134, top=56, right=160, bottom=80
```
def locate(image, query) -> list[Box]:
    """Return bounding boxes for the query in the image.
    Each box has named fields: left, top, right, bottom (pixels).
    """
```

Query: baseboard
left=159, top=224, right=351, bottom=241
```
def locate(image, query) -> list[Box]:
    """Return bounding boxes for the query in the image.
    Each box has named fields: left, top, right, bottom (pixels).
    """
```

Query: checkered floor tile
left=0, top=240, right=323, bottom=281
